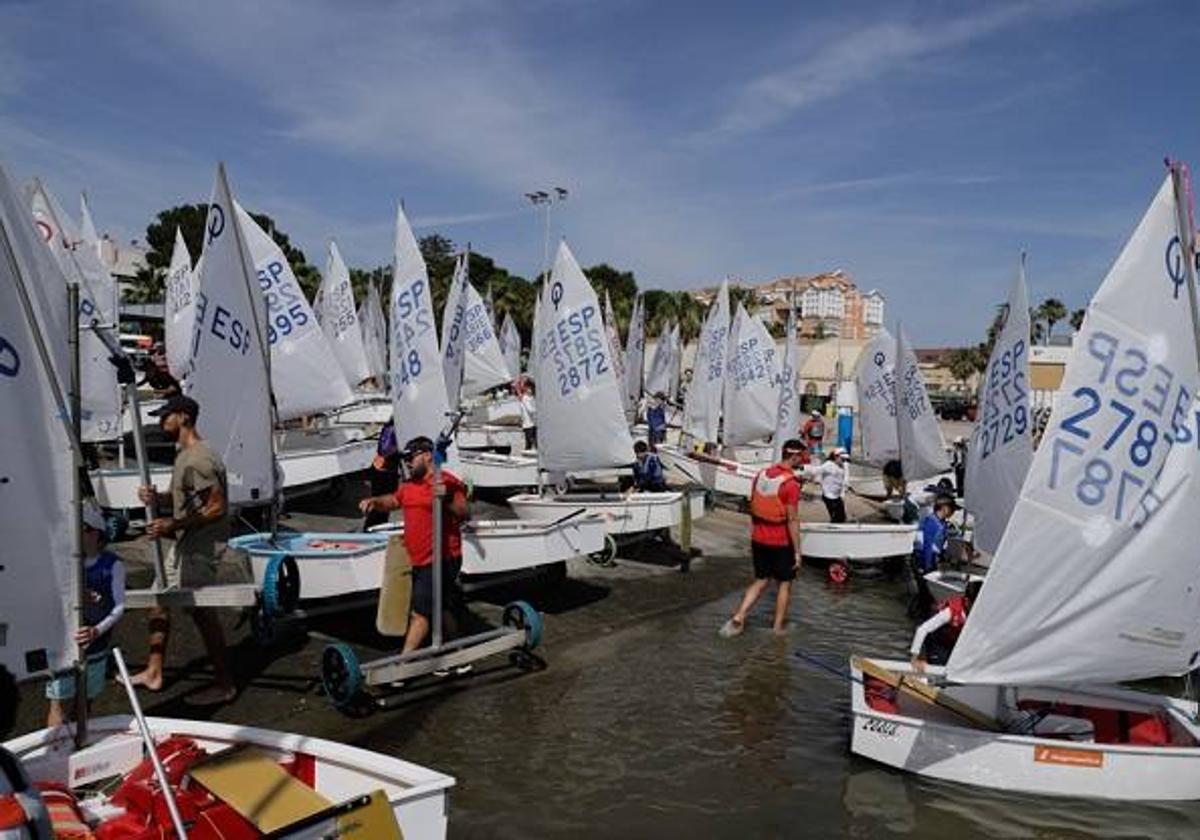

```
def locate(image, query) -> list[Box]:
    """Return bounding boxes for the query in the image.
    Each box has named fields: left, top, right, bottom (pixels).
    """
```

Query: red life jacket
left=936, top=595, right=969, bottom=643
left=749, top=466, right=796, bottom=524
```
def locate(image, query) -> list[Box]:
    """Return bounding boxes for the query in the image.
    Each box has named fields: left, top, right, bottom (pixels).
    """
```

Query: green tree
left=129, top=203, right=319, bottom=303
left=1069, top=307, right=1086, bottom=331
left=1036, top=297, right=1067, bottom=344
left=946, top=348, right=979, bottom=390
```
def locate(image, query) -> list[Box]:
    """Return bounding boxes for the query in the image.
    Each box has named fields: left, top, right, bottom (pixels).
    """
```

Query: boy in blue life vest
left=914, top=495, right=957, bottom=575
left=646, top=392, right=668, bottom=446
left=46, top=501, right=126, bottom=728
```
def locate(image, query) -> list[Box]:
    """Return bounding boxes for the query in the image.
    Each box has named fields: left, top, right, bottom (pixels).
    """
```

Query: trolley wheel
left=502, top=600, right=544, bottom=650
left=262, top=554, right=301, bottom=617
left=321, top=643, right=363, bottom=710
left=588, top=534, right=618, bottom=565
left=828, top=559, right=850, bottom=584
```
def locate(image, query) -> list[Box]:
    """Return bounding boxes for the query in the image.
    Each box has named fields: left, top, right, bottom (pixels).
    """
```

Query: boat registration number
left=861, top=717, right=899, bottom=737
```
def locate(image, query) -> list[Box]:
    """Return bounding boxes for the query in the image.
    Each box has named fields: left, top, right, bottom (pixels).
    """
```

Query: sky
left=1, top=0, right=1197, bottom=344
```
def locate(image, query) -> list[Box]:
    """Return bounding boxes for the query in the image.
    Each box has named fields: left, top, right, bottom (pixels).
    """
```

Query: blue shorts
left=45, top=654, right=108, bottom=701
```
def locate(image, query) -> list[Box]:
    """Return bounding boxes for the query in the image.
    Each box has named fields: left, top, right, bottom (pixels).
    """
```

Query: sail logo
left=550, top=281, right=564, bottom=310
left=873, top=351, right=886, bottom=367
left=1166, top=235, right=1185, bottom=300
left=206, top=203, right=225, bottom=246
left=0, top=335, right=18, bottom=378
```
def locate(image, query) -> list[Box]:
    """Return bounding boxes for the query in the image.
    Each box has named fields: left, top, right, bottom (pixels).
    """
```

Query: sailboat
left=499, top=311, right=522, bottom=378
left=926, top=256, right=1032, bottom=598
left=0, top=159, right=455, bottom=838
left=850, top=165, right=1200, bottom=801
left=507, top=242, right=705, bottom=537
left=848, top=326, right=953, bottom=514
left=91, top=209, right=377, bottom=509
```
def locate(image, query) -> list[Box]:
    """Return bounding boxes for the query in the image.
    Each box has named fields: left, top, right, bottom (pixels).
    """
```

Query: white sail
left=235, top=204, right=353, bottom=419
left=163, top=228, right=196, bottom=380
left=965, top=257, right=1033, bottom=554
left=320, top=241, right=372, bottom=387
left=391, top=202, right=453, bottom=447
left=644, top=323, right=674, bottom=397
left=440, top=254, right=468, bottom=406
left=895, top=327, right=950, bottom=479
left=186, top=165, right=275, bottom=505
left=948, top=171, right=1200, bottom=686
left=667, top=323, right=682, bottom=401
left=536, top=242, right=634, bottom=471
left=624, top=294, right=646, bottom=410
left=461, top=279, right=513, bottom=396
left=358, top=280, right=389, bottom=384
left=854, top=328, right=899, bottom=466
left=602, top=290, right=626, bottom=396
left=26, top=181, right=121, bottom=441
left=724, top=304, right=780, bottom=445
left=683, top=280, right=730, bottom=443
left=773, top=308, right=801, bottom=461
left=78, top=193, right=103, bottom=262
left=0, top=162, right=75, bottom=679
left=499, top=312, right=521, bottom=378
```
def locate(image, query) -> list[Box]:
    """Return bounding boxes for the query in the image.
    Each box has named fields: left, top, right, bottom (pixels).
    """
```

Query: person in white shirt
left=910, top=579, right=982, bottom=670
left=516, top=377, right=537, bottom=451
left=806, top=447, right=849, bottom=523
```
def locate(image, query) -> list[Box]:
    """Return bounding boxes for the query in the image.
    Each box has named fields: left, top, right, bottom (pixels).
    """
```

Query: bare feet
left=718, top=617, right=745, bottom=638
left=184, top=684, right=237, bottom=706
left=126, top=669, right=163, bottom=692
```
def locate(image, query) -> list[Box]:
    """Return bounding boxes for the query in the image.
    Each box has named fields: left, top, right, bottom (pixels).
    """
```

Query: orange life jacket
left=749, top=466, right=796, bottom=524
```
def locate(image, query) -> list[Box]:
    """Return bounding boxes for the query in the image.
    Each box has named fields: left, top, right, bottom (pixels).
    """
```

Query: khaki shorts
left=163, top=542, right=249, bottom=589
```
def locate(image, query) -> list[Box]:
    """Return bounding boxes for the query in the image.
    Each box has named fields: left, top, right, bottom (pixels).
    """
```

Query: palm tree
left=1069, top=308, right=1086, bottom=332
left=672, top=291, right=705, bottom=344
left=1036, top=298, right=1067, bottom=344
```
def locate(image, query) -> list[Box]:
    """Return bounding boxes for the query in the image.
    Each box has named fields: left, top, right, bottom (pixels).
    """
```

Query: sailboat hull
left=6, top=715, right=453, bottom=838
left=803, top=523, right=916, bottom=560
left=465, top=396, right=522, bottom=426
left=455, top=451, right=540, bottom=488
left=657, top=445, right=760, bottom=497
left=234, top=517, right=608, bottom=600
left=849, top=658, right=1200, bottom=801
left=457, top=424, right=527, bottom=451
left=506, top=490, right=706, bottom=536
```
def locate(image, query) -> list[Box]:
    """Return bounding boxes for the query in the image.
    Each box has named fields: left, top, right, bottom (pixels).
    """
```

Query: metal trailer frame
left=319, top=416, right=543, bottom=712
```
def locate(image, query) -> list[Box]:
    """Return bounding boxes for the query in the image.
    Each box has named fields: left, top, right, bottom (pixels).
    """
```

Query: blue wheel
left=321, top=643, right=363, bottom=710
left=262, top=554, right=300, bottom=617
left=503, top=601, right=543, bottom=650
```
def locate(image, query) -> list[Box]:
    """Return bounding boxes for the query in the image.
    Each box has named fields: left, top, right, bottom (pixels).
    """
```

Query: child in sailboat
left=45, top=500, right=126, bottom=728
left=910, top=579, right=982, bottom=670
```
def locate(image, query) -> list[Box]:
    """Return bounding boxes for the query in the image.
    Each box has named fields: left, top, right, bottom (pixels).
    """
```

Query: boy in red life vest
left=800, top=410, right=826, bottom=456
left=359, top=436, right=469, bottom=655
left=910, top=579, right=983, bottom=671
left=719, top=439, right=807, bottom=638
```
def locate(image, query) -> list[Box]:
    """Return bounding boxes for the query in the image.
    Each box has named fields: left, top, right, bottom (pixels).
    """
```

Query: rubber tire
left=828, top=560, right=850, bottom=584
left=321, top=643, right=363, bottom=710
left=262, top=554, right=301, bottom=617
left=502, top=601, right=544, bottom=650
left=588, top=534, right=618, bottom=564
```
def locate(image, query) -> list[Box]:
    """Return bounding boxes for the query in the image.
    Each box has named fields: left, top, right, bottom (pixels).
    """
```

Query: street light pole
left=525, top=187, right=568, bottom=282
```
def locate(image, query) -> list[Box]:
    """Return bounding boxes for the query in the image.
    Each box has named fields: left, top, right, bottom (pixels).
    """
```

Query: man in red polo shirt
left=359, top=436, right=469, bottom=653
left=719, top=438, right=806, bottom=637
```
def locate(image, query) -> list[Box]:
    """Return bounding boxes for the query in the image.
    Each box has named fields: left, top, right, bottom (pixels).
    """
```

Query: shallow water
left=365, top=563, right=1200, bottom=839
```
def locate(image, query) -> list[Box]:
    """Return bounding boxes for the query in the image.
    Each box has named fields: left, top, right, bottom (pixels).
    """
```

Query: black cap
left=149, top=394, right=199, bottom=421
left=400, top=436, right=434, bottom=460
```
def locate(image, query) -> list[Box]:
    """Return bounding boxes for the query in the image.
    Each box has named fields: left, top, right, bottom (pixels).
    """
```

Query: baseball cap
left=149, top=394, right=199, bottom=421
left=400, top=436, right=434, bottom=460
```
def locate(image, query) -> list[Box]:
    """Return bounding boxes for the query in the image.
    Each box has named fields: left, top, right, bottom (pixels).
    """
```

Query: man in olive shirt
left=130, top=395, right=236, bottom=705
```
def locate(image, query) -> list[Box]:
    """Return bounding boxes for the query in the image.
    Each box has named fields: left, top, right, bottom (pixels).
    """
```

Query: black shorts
left=751, top=541, right=796, bottom=582
left=411, top=556, right=463, bottom=619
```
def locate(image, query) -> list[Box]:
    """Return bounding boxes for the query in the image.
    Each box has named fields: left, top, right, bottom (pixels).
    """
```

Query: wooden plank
left=853, top=656, right=1002, bottom=731
left=126, top=584, right=259, bottom=609
left=376, top=536, right=412, bottom=636
left=189, top=746, right=331, bottom=834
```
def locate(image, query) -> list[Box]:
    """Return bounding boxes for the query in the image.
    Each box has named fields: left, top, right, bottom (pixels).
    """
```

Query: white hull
left=456, top=423, right=527, bottom=451
left=507, top=490, right=706, bottom=536
left=329, top=396, right=392, bottom=426
left=93, top=434, right=376, bottom=509
left=455, top=451, right=539, bottom=488
left=465, top=396, right=521, bottom=426
left=236, top=516, right=607, bottom=599
left=803, top=523, right=916, bottom=560
left=923, top=568, right=985, bottom=600
left=657, top=445, right=759, bottom=497
left=849, top=657, right=1200, bottom=801
left=7, top=715, right=452, bottom=837
left=630, top=423, right=683, bottom=447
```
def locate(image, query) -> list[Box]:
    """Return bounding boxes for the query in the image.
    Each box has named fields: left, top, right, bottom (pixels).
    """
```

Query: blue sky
left=1, top=0, right=1197, bottom=344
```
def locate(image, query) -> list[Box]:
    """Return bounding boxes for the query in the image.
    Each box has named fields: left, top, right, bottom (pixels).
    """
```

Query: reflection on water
left=366, top=566, right=1200, bottom=839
